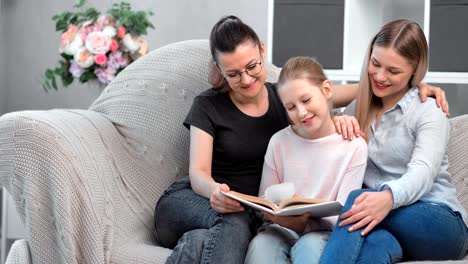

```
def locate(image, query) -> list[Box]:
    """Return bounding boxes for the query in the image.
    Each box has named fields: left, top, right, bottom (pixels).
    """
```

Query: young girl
left=245, top=56, right=368, bottom=264
left=320, top=19, right=468, bottom=263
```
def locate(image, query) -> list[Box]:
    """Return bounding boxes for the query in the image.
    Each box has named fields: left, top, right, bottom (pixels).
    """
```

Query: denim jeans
left=245, top=224, right=330, bottom=264
left=154, top=178, right=255, bottom=264
left=320, top=189, right=468, bottom=264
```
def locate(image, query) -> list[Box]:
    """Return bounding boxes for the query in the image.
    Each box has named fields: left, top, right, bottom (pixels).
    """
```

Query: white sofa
left=0, top=40, right=467, bottom=263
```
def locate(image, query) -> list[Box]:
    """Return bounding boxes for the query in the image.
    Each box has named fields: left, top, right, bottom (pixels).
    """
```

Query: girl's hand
left=417, top=83, right=450, bottom=116
left=262, top=212, right=310, bottom=234
left=210, top=183, right=244, bottom=213
left=338, top=190, right=393, bottom=236
left=332, top=115, right=364, bottom=140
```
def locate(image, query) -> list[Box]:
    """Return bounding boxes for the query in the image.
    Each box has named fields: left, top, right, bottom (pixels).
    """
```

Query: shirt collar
left=397, top=87, right=418, bottom=114
left=386, top=87, right=418, bottom=114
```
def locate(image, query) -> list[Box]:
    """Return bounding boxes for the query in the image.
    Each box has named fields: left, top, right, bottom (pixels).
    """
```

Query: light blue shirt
left=346, top=87, right=468, bottom=225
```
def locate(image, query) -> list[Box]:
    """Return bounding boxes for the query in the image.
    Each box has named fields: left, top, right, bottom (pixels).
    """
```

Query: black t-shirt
left=183, top=83, right=289, bottom=195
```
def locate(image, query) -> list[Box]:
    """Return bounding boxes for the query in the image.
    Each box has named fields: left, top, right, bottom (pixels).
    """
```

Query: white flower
left=59, top=24, right=79, bottom=55
left=102, top=26, right=117, bottom=38
left=65, top=35, right=84, bottom=55
left=59, top=34, right=83, bottom=55
left=130, top=37, right=149, bottom=60
left=85, top=31, right=111, bottom=54
left=74, top=48, right=94, bottom=68
left=122, top=34, right=141, bottom=53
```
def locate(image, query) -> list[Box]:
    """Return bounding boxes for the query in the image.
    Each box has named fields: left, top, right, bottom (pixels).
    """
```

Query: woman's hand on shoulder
left=332, top=115, right=364, bottom=140
left=210, top=183, right=245, bottom=213
left=338, top=190, right=394, bottom=236
left=417, top=82, right=450, bottom=116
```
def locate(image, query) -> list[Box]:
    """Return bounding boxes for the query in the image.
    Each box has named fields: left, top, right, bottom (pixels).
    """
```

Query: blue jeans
left=154, top=178, right=255, bottom=264
left=320, top=189, right=468, bottom=264
left=245, top=224, right=330, bottom=264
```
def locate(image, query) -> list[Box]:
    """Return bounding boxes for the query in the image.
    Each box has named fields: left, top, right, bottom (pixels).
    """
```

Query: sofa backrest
left=447, top=114, right=468, bottom=212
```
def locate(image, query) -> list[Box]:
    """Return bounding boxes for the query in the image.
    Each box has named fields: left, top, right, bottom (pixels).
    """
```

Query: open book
left=222, top=191, right=342, bottom=217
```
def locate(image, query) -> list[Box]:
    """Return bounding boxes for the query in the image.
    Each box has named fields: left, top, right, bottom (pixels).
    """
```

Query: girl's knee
left=246, top=231, right=289, bottom=264
left=249, top=232, right=277, bottom=251
left=293, top=232, right=330, bottom=255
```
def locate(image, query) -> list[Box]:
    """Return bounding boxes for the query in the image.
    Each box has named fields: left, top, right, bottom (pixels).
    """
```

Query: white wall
left=2, top=0, right=269, bottom=113
left=0, top=0, right=7, bottom=115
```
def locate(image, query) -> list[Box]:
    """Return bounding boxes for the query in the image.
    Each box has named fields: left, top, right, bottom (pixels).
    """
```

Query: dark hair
left=208, top=15, right=261, bottom=88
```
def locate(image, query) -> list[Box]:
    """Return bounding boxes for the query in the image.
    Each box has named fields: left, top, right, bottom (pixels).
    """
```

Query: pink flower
left=94, top=54, right=107, bottom=65
left=109, top=39, right=119, bottom=52
left=108, top=51, right=129, bottom=69
left=94, top=67, right=117, bottom=84
left=97, top=15, right=115, bottom=28
left=85, top=31, right=111, bottom=54
left=92, top=24, right=104, bottom=33
left=69, top=61, right=84, bottom=78
left=117, top=26, right=126, bottom=39
left=61, top=25, right=79, bottom=42
left=79, top=26, right=91, bottom=42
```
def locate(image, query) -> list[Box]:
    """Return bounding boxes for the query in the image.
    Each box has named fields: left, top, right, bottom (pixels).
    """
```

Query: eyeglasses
left=220, top=61, right=263, bottom=84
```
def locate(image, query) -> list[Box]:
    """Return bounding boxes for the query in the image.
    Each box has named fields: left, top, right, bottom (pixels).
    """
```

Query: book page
left=222, top=191, right=279, bottom=211
left=274, top=201, right=343, bottom=217
left=278, top=197, right=327, bottom=209
left=222, top=191, right=342, bottom=217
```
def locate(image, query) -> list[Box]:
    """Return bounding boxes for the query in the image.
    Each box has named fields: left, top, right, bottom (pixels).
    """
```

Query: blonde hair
left=355, top=19, right=428, bottom=140
left=278, top=56, right=333, bottom=115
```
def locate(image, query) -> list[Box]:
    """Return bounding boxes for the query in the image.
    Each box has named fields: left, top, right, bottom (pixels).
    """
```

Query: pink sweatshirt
left=259, top=126, right=368, bottom=226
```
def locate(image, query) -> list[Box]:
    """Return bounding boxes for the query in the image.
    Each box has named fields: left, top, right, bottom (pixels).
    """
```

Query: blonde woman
left=320, top=19, right=468, bottom=263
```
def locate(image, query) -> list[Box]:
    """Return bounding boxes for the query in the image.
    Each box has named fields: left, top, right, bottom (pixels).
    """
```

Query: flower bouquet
left=42, top=0, right=154, bottom=91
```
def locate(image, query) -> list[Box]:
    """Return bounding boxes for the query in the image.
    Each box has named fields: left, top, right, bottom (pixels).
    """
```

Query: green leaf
left=54, top=66, right=62, bottom=75
left=60, top=53, right=74, bottom=61
left=84, top=8, right=99, bottom=21
left=51, top=76, right=58, bottom=90
left=42, top=80, right=51, bottom=92
left=79, top=70, right=96, bottom=83
left=73, top=0, right=86, bottom=8
left=56, top=20, right=69, bottom=32
left=45, top=69, right=54, bottom=79
left=61, top=74, right=74, bottom=87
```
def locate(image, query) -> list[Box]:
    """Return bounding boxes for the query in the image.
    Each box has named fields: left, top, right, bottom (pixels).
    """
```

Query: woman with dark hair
left=154, top=16, right=448, bottom=264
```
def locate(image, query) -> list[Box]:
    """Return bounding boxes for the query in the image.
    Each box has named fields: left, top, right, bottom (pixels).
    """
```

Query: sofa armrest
left=0, top=109, right=121, bottom=263
left=5, top=239, right=31, bottom=264
left=448, top=114, right=468, bottom=212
